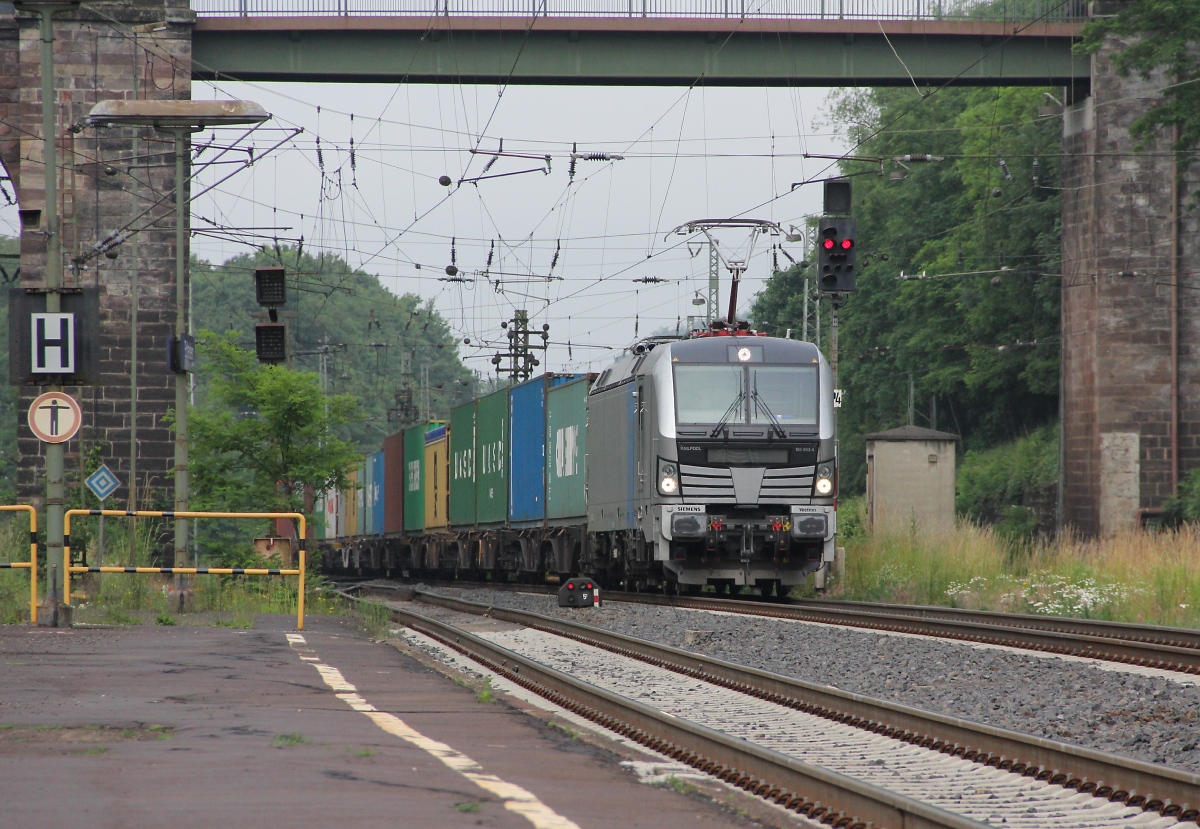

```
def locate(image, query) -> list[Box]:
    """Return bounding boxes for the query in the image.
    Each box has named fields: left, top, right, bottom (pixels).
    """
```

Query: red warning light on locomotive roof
left=822, top=238, right=836, bottom=250
left=841, top=239, right=854, bottom=249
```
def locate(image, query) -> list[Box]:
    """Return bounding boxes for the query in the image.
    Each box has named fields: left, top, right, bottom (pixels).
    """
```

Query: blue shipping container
left=369, top=450, right=386, bottom=535
left=509, top=374, right=584, bottom=525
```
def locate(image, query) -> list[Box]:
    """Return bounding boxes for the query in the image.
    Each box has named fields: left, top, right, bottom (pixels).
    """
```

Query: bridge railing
left=192, top=0, right=1088, bottom=22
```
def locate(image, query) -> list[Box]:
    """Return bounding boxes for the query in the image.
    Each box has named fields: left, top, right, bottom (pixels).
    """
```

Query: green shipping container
left=404, top=421, right=444, bottom=532
left=475, top=387, right=509, bottom=526
left=449, top=401, right=477, bottom=528
left=546, top=376, right=590, bottom=521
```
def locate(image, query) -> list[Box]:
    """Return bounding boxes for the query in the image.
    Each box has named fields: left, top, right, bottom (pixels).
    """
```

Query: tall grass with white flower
left=831, top=498, right=1200, bottom=627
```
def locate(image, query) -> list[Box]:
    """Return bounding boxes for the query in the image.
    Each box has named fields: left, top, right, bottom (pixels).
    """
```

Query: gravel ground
left=421, top=586, right=1200, bottom=774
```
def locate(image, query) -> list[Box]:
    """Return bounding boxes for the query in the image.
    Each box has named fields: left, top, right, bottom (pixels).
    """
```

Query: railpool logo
left=554, top=425, right=579, bottom=478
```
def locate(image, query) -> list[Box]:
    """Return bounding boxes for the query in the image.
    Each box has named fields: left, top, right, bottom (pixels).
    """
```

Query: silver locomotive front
left=644, top=335, right=837, bottom=594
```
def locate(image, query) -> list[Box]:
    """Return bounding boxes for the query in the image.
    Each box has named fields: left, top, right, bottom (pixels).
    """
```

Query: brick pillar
left=0, top=0, right=193, bottom=514
left=1061, top=18, right=1200, bottom=535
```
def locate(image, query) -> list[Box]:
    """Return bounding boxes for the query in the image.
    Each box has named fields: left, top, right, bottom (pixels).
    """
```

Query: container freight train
left=319, top=332, right=838, bottom=595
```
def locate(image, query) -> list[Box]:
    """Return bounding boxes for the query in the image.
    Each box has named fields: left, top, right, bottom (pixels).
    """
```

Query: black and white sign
left=8, top=288, right=99, bottom=385
left=31, top=313, right=74, bottom=374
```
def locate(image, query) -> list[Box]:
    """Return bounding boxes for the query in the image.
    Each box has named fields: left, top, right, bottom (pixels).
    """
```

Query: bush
left=956, top=424, right=1058, bottom=536
left=1162, top=468, right=1200, bottom=528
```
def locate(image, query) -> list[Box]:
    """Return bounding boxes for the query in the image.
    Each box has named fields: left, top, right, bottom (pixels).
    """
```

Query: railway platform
left=0, top=614, right=765, bottom=829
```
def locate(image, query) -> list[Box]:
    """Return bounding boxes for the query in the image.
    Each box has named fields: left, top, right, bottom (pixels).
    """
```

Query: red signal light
left=587, top=583, right=593, bottom=589
left=822, top=238, right=836, bottom=250
left=841, top=239, right=854, bottom=249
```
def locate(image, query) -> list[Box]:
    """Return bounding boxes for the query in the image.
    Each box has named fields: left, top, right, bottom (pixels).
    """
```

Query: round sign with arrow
left=27, top=391, right=82, bottom=444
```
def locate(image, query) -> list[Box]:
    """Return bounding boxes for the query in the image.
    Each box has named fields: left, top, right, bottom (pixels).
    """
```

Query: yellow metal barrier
left=63, top=510, right=307, bottom=630
left=0, top=505, right=37, bottom=624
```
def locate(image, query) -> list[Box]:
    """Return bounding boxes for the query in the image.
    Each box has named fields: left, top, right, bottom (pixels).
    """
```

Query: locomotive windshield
left=674, top=364, right=818, bottom=426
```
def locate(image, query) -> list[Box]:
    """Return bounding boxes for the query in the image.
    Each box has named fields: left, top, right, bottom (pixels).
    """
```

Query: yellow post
left=297, top=515, right=306, bottom=631
left=63, top=509, right=72, bottom=607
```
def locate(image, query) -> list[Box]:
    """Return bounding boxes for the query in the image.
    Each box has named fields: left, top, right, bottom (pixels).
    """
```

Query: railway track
left=339, top=578, right=1200, bottom=675
left=351, top=586, right=1200, bottom=829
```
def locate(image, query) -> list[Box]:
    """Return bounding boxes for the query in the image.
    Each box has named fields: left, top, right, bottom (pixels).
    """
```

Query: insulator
left=997, top=157, right=1012, bottom=181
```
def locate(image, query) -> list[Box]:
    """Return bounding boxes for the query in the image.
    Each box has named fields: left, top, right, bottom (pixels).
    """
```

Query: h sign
left=31, top=313, right=74, bottom=374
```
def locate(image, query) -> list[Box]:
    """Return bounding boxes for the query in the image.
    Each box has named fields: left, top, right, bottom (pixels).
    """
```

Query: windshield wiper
left=752, top=379, right=787, bottom=439
left=709, top=390, right=746, bottom=438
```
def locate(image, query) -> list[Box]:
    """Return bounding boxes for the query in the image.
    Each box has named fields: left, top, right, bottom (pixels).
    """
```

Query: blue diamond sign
left=85, top=464, right=121, bottom=502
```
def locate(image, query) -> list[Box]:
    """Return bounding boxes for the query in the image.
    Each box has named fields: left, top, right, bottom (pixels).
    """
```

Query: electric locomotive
left=586, top=328, right=836, bottom=595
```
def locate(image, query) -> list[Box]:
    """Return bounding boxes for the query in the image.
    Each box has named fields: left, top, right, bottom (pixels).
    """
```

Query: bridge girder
left=193, top=18, right=1087, bottom=90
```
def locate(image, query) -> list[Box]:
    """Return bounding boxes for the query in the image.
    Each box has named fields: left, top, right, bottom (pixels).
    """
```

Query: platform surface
left=0, top=614, right=760, bottom=828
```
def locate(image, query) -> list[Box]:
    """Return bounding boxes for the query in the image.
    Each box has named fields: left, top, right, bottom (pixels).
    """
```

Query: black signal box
left=557, top=578, right=600, bottom=608
left=255, top=322, right=287, bottom=363
left=255, top=266, right=287, bottom=307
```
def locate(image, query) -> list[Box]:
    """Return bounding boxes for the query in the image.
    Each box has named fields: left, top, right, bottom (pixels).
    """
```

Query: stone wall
left=1060, top=22, right=1200, bottom=535
left=0, top=0, right=192, bottom=512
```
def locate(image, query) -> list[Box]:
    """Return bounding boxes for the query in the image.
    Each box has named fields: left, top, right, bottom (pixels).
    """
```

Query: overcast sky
left=3, top=80, right=852, bottom=375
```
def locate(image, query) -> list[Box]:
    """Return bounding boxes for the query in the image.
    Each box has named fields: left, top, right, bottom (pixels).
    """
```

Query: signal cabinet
left=509, top=374, right=586, bottom=526
left=424, top=425, right=449, bottom=530
left=546, top=375, right=592, bottom=522
left=383, top=431, right=405, bottom=534
left=449, top=401, right=477, bottom=528
left=475, top=387, right=509, bottom=527
left=403, top=421, right=444, bottom=533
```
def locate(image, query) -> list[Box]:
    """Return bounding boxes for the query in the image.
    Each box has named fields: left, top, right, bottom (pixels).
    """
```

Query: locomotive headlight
left=658, top=460, right=680, bottom=495
left=814, top=463, right=834, bottom=496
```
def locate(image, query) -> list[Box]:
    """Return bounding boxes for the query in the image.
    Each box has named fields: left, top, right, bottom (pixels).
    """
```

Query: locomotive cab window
left=674, top=365, right=745, bottom=423
left=750, top=366, right=818, bottom=425
left=674, top=363, right=818, bottom=426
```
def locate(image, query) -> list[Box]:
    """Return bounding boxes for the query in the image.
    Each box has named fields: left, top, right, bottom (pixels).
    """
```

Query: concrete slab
left=0, top=615, right=761, bottom=828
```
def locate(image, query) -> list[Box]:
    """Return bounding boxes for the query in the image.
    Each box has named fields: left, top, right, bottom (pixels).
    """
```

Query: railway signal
left=817, top=217, right=857, bottom=293
left=254, top=266, right=288, bottom=363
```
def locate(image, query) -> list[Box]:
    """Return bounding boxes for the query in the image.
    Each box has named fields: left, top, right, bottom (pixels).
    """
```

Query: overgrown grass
left=355, top=599, right=393, bottom=639
left=834, top=499, right=1200, bottom=627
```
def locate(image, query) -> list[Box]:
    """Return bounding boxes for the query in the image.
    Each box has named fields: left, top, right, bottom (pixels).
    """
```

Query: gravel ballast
left=421, top=587, right=1200, bottom=774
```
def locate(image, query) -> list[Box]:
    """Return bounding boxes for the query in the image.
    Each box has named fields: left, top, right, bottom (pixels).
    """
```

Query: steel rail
left=341, top=578, right=1200, bottom=673
left=371, top=596, right=989, bottom=829
left=784, top=596, right=1200, bottom=651
left=607, top=592, right=1200, bottom=675
left=405, top=589, right=1200, bottom=823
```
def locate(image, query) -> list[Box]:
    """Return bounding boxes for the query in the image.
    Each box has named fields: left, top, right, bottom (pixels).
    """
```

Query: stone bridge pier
left=1060, top=8, right=1200, bottom=536
left=1, top=0, right=192, bottom=512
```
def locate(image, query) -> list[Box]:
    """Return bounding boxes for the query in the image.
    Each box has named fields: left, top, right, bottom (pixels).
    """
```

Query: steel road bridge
left=191, top=0, right=1087, bottom=89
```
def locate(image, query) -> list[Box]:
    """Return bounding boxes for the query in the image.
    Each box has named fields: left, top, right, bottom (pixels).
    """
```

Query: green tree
left=1081, top=1, right=1200, bottom=152
left=754, top=86, right=1062, bottom=493
left=189, top=330, right=362, bottom=518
